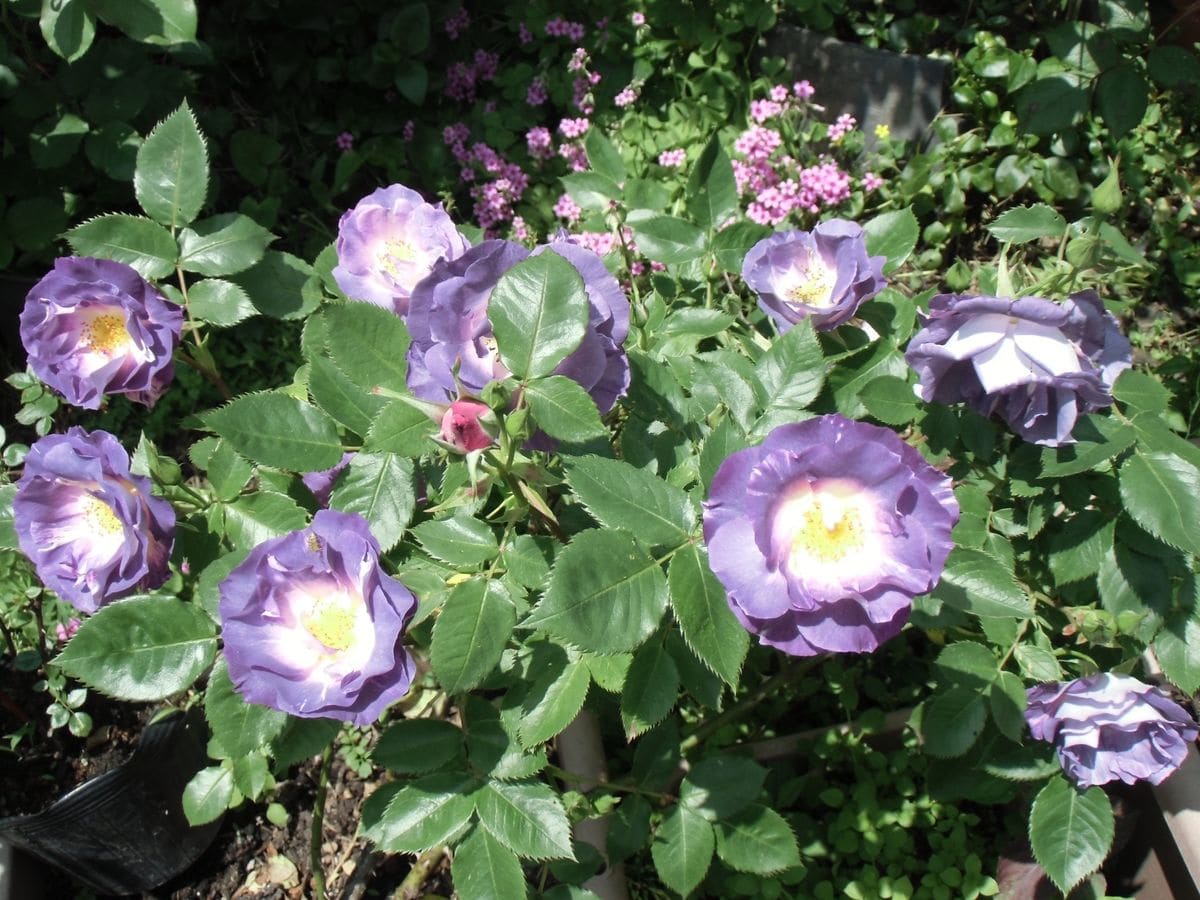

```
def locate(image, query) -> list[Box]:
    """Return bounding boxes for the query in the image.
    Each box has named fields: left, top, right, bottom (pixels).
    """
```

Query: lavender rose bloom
left=13, top=427, right=175, bottom=614
left=218, top=510, right=417, bottom=726
left=742, top=220, right=886, bottom=332
left=20, top=257, right=182, bottom=409
left=905, top=291, right=1131, bottom=446
left=406, top=236, right=630, bottom=413
left=332, top=183, right=470, bottom=316
left=1026, top=673, right=1198, bottom=788
left=703, top=415, right=957, bottom=656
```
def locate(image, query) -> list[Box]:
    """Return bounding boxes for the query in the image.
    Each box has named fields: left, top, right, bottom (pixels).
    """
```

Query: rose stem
left=310, top=741, right=335, bottom=900
left=394, top=845, right=445, bottom=899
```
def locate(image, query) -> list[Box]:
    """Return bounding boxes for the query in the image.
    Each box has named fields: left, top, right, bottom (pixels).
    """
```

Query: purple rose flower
left=218, top=510, right=417, bottom=726
left=742, top=220, right=886, bottom=332
left=905, top=291, right=1131, bottom=447
left=13, top=427, right=175, bottom=614
left=405, top=236, right=630, bottom=413
left=702, top=415, right=957, bottom=656
left=20, top=257, right=182, bottom=410
left=301, top=452, right=355, bottom=508
left=1026, top=673, right=1198, bottom=788
left=332, top=183, right=471, bottom=316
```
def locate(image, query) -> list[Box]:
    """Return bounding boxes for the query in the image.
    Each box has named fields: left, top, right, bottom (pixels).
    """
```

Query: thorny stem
left=0, top=614, right=18, bottom=659
left=545, top=764, right=673, bottom=803
left=310, top=741, right=335, bottom=900
left=176, top=351, right=233, bottom=402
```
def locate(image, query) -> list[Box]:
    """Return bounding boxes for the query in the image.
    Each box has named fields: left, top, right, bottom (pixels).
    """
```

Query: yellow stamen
left=785, top=255, right=836, bottom=308
left=378, top=237, right=415, bottom=274
left=303, top=593, right=359, bottom=652
left=81, top=495, right=124, bottom=537
left=81, top=313, right=131, bottom=355
left=791, top=497, right=863, bottom=563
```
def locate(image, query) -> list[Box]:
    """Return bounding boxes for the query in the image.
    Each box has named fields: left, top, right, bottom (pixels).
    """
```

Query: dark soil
left=1, top=667, right=449, bottom=899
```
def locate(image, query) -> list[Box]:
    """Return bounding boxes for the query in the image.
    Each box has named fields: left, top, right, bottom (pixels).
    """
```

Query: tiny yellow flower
left=874, top=124, right=891, bottom=140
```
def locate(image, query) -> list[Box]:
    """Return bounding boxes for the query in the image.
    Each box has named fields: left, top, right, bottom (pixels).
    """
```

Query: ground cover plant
left=2, top=0, right=1200, bottom=897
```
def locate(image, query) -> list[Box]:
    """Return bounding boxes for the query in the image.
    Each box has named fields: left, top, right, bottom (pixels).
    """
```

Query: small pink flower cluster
left=526, top=126, right=554, bottom=161
left=631, top=12, right=646, bottom=26
left=511, top=216, right=531, bottom=242
left=445, top=128, right=531, bottom=231
left=573, top=72, right=601, bottom=114
left=526, top=77, right=548, bottom=106
left=56, top=617, right=81, bottom=642
left=658, top=148, right=686, bottom=168
left=402, top=120, right=414, bottom=142
left=730, top=82, right=858, bottom=226
left=568, top=47, right=589, bottom=72
left=554, top=194, right=582, bottom=223
left=614, top=85, right=639, bottom=108
left=559, top=117, right=590, bottom=139
left=827, top=113, right=857, bottom=142
left=445, top=7, right=470, bottom=40
left=336, top=131, right=354, bottom=152
left=546, top=16, right=585, bottom=41
left=862, top=172, right=885, bottom=192
left=559, top=141, right=588, bottom=172
left=444, top=50, right=499, bottom=103
left=518, top=21, right=533, bottom=44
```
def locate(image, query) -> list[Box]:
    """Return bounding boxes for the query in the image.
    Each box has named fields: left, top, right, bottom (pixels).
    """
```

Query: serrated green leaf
left=1119, top=451, right=1200, bottom=556
left=476, top=780, right=575, bottom=860
left=651, top=805, right=714, bottom=896
left=232, top=753, right=270, bottom=800
left=620, top=639, right=679, bottom=739
left=271, top=717, right=340, bottom=770
left=323, top=302, right=412, bottom=394
left=135, top=101, right=208, bottom=227
left=1153, top=615, right=1200, bottom=694
left=308, top=355, right=388, bottom=437
left=183, top=765, right=234, bottom=825
left=205, top=658, right=288, bottom=757
left=65, top=214, right=176, bottom=279
left=206, top=392, right=343, bottom=471
left=714, top=804, right=800, bottom=875
left=54, top=596, right=216, bottom=701
left=1048, top=511, right=1115, bottom=585
left=364, top=400, right=437, bottom=456
left=686, top=133, right=737, bottom=231
left=1095, top=64, right=1148, bottom=139
left=1030, top=775, right=1114, bottom=895
left=862, top=207, right=917, bottom=274
left=828, top=338, right=908, bottom=419
left=179, top=213, right=274, bottom=277
left=413, top=515, right=499, bottom=567
left=464, top=697, right=549, bottom=781
left=561, top=172, right=622, bottom=211
left=431, top=579, right=515, bottom=693
left=490, top=252, right=589, bottom=380
left=374, top=719, right=465, bottom=774
left=40, top=0, right=95, bottom=62
left=87, top=0, right=197, bottom=44
left=525, top=376, right=607, bottom=442
left=365, top=772, right=479, bottom=853
left=230, top=250, right=320, bottom=320
left=1040, top=414, right=1136, bottom=477
left=933, top=548, right=1033, bottom=619
left=680, top=756, right=767, bottom=822
left=220, top=491, right=308, bottom=552
left=0, top=484, right=19, bottom=551
left=986, top=204, right=1068, bottom=243
left=668, top=545, right=748, bottom=688
left=584, top=129, right=625, bottom=183
left=329, top=452, right=414, bottom=552
left=990, top=671, right=1028, bottom=743
left=859, top=375, right=919, bottom=425
left=920, top=688, right=987, bottom=757
left=564, top=455, right=695, bottom=549
left=754, top=319, right=825, bottom=424
left=1015, top=644, right=1063, bottom=682
left=520, top=652, right=591, bottom=747
left=188, top=278, right=257, bottom=327
left=452, top=826, right=528, bottom=900
left=1113, top=369, right=1170, bottom=414
left=526, top=529, right=668, bottom=654
left=629, top=215, right=707, bottom=264
left=934, top=641, right=998, bottom=688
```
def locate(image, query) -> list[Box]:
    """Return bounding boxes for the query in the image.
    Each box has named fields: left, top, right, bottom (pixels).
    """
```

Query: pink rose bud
left=440, top=399, right=495, bottom=452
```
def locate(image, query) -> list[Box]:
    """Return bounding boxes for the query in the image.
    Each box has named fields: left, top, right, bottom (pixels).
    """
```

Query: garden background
left=1, top=0, right=1199, bottom=898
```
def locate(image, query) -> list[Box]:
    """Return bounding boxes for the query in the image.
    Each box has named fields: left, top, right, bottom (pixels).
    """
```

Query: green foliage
left=1029, top=775, right=1115, bottom=895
